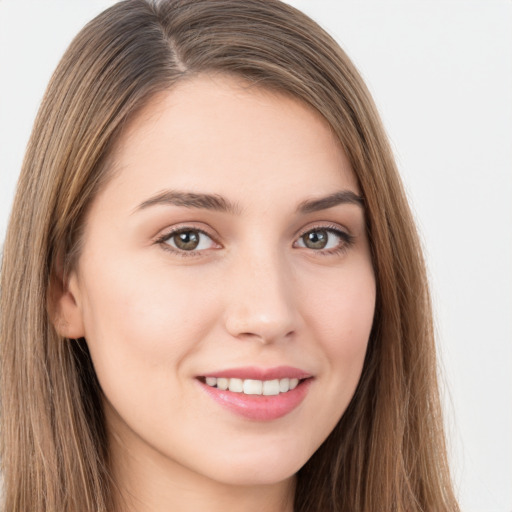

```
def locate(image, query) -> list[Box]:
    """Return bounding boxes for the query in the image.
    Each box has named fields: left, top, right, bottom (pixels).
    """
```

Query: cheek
left=77, top=254, right=227, bottom=456
left=303, top=260, right=376, bottom=353
left=78, top=252, right=219, bottom=387
left=300, top=259, right=375, bottom=408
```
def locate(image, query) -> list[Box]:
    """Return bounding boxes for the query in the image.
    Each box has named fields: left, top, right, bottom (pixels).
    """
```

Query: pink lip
left=201, top=365, right=312, bottom=380
left=197, top=366, right=313, bottom=421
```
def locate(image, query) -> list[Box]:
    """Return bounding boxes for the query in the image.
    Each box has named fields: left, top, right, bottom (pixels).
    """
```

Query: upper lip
left=200, top=366, right=312, bottom=381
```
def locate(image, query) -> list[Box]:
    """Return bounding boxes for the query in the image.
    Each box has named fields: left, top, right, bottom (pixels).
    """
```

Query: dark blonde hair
left=0, top=1, right=459, bottom=510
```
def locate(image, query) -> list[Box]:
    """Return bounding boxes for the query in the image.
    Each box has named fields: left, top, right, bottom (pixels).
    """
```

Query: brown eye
left=162, top=229, right=216, bottom=252
left=173, top=230, right=200, bottom=250
left=302, top=229, right=329, bottom=249
left=295, top=227, right=353, bottom=253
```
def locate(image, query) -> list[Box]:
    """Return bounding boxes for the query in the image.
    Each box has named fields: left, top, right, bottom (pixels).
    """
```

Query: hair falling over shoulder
left=0, top=1, right=460, bottom=510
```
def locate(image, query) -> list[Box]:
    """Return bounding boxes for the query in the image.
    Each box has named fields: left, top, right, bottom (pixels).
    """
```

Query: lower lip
left=198, top=379, right=312, bottom=421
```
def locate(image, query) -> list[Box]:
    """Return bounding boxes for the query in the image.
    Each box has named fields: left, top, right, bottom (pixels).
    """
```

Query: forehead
left=96, top=74, right=359, bottom=213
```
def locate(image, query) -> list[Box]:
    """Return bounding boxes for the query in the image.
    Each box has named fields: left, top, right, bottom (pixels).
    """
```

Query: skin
left=55, top=75, right=376, bottom=512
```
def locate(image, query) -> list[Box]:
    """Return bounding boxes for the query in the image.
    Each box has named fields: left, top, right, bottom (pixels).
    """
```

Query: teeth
left=243, top=379, right=263, bottom=395
left=217, top=377, right=228, bottom=390
left=262, top=379, right=280, bottom=395
left=228, top=378, right=243, bottom=393
left=205, top=377, right=217, bottom=387
left=203, top=376, right=303, bottom=395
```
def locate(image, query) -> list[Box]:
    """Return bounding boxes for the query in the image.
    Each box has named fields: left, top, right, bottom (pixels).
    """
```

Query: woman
left=0, top=0, right=460, bottom=510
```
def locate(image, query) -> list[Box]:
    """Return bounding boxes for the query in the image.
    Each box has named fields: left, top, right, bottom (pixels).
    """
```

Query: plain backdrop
left=1, top=1, right=511, bottom=510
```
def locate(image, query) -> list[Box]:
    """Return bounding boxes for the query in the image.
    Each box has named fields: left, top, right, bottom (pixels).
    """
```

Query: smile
left=197, top=366, right=313, bottom=421
left=203, top=376, right=300, bottom=395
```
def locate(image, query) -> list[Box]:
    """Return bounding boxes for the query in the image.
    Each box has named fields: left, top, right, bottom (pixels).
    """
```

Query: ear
left=48, top=265, right=86, bottom=340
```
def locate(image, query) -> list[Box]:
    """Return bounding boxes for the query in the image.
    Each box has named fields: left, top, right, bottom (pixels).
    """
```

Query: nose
left=223, top=249, right=299, bottom=344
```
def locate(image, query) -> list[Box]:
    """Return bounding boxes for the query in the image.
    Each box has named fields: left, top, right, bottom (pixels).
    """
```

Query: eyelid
left=153, top=221, right=354, bottom=258
left=293, top=223, right=355, bottom=254
left=154, top=224, right=221, bottom=257
left=294, top=222, right=352, bottom=240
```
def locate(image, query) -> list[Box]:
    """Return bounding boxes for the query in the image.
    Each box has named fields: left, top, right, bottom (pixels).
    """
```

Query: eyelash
left=295, top=224, right=355, bottom=256
left=155, top=226, right=218, bottom=258
left=155, top=224, right=355, bottom=258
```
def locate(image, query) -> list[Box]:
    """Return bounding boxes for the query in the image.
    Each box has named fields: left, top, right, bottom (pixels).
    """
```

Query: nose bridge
left=224, top=242, right=298, bottom=343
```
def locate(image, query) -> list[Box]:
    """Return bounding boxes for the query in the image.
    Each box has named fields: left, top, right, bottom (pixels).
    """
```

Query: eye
left=295, top=226, right=353, bottom=253
left=159, top=228, right=217, bottom=253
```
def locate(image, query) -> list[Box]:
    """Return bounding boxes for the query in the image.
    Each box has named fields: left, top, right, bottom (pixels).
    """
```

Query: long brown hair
left=0, top=1, right=459, bottom=510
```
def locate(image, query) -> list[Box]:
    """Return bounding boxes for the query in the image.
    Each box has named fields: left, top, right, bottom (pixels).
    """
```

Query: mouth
left=198, top=376, right=304, bottom=395
left=196, top=366, right=313, bottom=421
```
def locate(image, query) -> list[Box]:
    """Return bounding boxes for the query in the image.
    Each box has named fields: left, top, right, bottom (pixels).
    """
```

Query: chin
left=196, top=445, right=309, bottom=487
left=209, top=466, right=298, bottom=488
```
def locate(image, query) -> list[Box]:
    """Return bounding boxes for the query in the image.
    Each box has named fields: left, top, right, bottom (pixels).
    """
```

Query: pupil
left=305, top=230, right=328, bottom=249
left=175, top=231, right=199, bottom=250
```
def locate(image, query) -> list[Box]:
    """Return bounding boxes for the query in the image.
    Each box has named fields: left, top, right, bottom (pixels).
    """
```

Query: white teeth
left=262, top=379, right=280, bottom=396
left=205, top=377, right=217, bottom=387
left=243, top=379, right=263, bottom=395
left=204, top=376, right=303, bottom=395
left=279, top=378, right=290, bottom=393
left=228, top=378, right=243, bottom=393
left=217, top=378, right=229, bottom=390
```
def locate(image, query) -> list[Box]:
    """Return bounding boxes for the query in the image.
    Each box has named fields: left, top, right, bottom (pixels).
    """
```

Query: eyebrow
left=296, top=190, right=364, bottom=213
left=133, top=189, right=363, bottom=215
left=133, top=190, right=241, bottom=215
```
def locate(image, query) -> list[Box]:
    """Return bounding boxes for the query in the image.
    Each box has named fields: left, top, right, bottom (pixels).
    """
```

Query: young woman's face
left=63, top=76, right=375, bottom=490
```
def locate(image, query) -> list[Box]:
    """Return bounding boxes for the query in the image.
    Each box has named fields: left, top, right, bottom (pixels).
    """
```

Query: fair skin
left=55, top=75, right=376, bottom=512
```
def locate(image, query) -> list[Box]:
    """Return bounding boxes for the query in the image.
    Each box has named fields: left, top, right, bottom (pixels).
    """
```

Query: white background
left=1, top=1, right=511, bottom=510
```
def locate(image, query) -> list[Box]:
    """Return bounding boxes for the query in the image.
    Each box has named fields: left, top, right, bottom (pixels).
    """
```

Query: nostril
left=235, top=329, right=296, bottom=344
left=224, top=305, right=298, bottom=344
